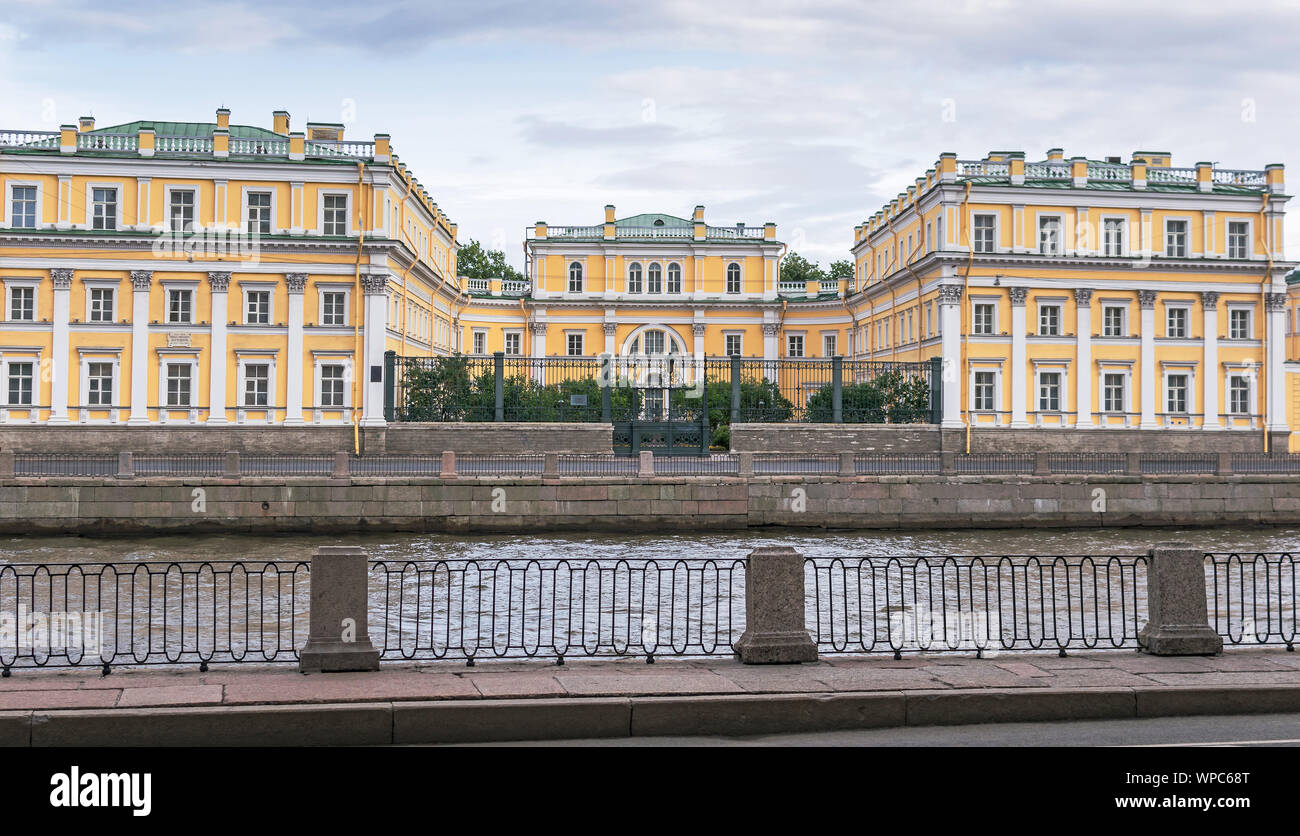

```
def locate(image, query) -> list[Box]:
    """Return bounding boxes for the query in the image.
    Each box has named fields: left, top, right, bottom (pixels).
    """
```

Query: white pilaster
left=1074, top=288, right=1093, bottom=427
left=127, top=271, right=152, bottom=424
left=1139, top=290, right=1158, bottom=429
left=1201, top=292, right=1220, bottom=429
left=938, top=284, right=963, bottom=428
left=1266, top=292, right=1289, bottom=432
left=49, top=269, right=73, bottom=423
left=1009, top=287, right=1028, bottom=427
left=284, top=274, right=307, bottom=425
left=208, top=272, right=230, bottom=423
left=603, top=311, right=616, bottom=355
left=360, top=272, right=389, bottom=427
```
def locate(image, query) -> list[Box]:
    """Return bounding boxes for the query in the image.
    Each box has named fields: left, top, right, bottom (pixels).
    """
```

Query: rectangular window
left=9, top=286, right=34, bottom=321
left=567, top=333, right=584, bottom=356
left=166, top=363, right=192, bottom=407
left=87, top=362, right=113, bottom=406
left=1102, top=305, right=1125, bottom=337
left=321, top=292, right=346, bottom=326
left=89, top=287, right=115, bottom=322
left=1165, top=220, right=1188, bottom=257
left=1228, top=375, right=1250, bottom=414
left=7, top=362, right=33, bottom=406
left=473, top=331, right=487, bottom=355
left=1227, top=221, right=1248, bottom=259
left=243, top=364, right=269, bottom=407
left=823, top=334, right=837, bottom=357
left=973, top=371, right=995, bottom=411
left=169, top=190, right=195, bottom=235
left=1166, top=307, right=1187, bottom=338
left=973, top=303, right=995, bottom=335
left=973, top=214, right=995, bottom=253
left=246, top=290, right=270, bottom=325
left=1039, top=304, right=1061, bottom=336
left=1102, top=373, right=1125, bottom=412
left=504, top=332, right=521, bottom=355
left=1038, top=217, right=1062, bottom=256
left=167, top=289, right=192, bottom=324
left=322, top=194, right=348, bottom=236
left=320, top=365, right=345, bottom=408
left=1228, top=308, right=1250, bottom=340
left=1166, top=374, right=1188, bottom=413
left=787, top=334, right=804, bottom=358
left=91, top=187, right=117, bottom=230
left=10, top=186, right=37, bottom=229
left=643, top=330, right=665, bottom=354
left=1103, top=219, right=1124, bottom=256
left=1038, top=372, right=1061, bottom=412
left=247, top=191, right=272, bottom=235
left=725, top=334, right=742, bottom=356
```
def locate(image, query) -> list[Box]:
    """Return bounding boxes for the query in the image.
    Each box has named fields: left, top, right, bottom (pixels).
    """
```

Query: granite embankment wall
left=2, top=474, right=1298, bottom=534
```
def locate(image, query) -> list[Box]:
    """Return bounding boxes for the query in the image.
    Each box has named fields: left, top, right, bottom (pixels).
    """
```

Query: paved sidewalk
left=4, top=649, right=1300, bottom=745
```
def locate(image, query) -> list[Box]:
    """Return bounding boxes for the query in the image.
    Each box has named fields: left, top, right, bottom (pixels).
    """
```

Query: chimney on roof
left=1106, top=156, right=1121, bottom=164
left=306, top=122, right=344, bottom=141
left=272, top=110, right=290, bottom=136
left=693, top=205, right=705, bottom=222
left=78, top=116, right=95, bottom=132
left=1046, top=148, right=1064, bottom=162
left=216, top=108, right=230, bottom=130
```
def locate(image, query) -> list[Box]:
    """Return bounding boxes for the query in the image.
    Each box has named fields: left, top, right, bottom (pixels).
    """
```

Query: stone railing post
left=299, top=546, right=381, bottom=673
left=332, top=451, right=350, bottom=479
left=1034, top=451, right=1051, bottom=476
left=941, top=451, right=957, bottom=475
left=223, top=450, right=241, bottom=478
left=1138, top=542, right=1223, bottom=656
left=1126, top=452, right=1141, bottom=475
left=838, top=451, right=855, bottom=477
left=735, top=546, right=818, bottom=664
left=638, top=450, right=654, bottom=478
left=117, top=452, right=134, bottom=479
left=738, top=451, right=754, bottom=477
left=440, top=450, right=457, bottom=479
left=0, top=449, right=13, bottom=478
left=1216, top=451, right=1232, bottom=476
left=544, top=452, right=559, bottom=478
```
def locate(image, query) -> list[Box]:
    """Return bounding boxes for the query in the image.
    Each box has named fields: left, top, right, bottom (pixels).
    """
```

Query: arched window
left=568, top=261, right=583, bottom=293
left=627, top=262, right=642, bottom=294
left=667, top=263, right=682, bottom=294
left=726, top=263, right=741, bottom=294
left=647, top=263, right=662, bottom=294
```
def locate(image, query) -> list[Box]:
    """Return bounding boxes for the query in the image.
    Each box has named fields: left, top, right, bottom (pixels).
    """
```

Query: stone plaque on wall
left=167, top=331, right=192, bottom=347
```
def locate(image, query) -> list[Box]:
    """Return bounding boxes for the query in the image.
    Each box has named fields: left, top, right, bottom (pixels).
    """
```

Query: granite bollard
left=1138, top=542, right=1223, bottom=656
left=299, top=546, right=381, bottom=673
left=734, top=546, right=818, bottom=664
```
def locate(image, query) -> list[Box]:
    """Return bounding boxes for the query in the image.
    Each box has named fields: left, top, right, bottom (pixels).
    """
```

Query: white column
left=1201, top=291, right=1220, bottom=429
left=938, top=284, right=963, bottom=428
left=1074, top=288, right=1093, bottom=427
left=284, top=274, right=307, bottom=425
left=762, top=322, right=779, bottom=380
left=602, top=321, right=616, bottom=355
left=1266, top=292, right=1289, bottom=433
left=530, top=321, right=547, bottom=385
left=692, top=322, right=706, bottom=383
left=1009, top=287, right=1028, bottom=427
left=49, top=269, right=73, bottom=423
left=360, top=272, right=389, bottom=427
left=127, top=271, right=152, bottom=425
left=1139, top=290, right=1158, bottom=429
left=208, top=272, right=230, bottom=423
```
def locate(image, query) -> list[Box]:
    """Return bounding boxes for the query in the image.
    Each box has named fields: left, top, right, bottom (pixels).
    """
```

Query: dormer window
left=653, top=219, right=664, bottom=227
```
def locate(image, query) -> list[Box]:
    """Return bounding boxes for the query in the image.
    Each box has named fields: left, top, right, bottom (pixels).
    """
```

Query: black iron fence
left=1205, top=553, right=1297, bottom=648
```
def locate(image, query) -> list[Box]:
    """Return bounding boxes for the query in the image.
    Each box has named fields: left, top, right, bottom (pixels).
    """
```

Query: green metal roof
left=1287, top=269, right=1300, bottom=285
left=614, top=213, right=692, bottom=227
left=93, top=121, right=282, bottom=139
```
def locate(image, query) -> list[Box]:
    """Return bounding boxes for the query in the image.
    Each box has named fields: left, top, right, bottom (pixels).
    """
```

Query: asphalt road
left=458, top=713, right=1300, bottom=747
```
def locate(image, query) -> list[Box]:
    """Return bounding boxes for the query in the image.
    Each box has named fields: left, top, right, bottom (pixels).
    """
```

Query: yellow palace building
left=0, top=107, right=457, bottom=429
left=849, top=150, right=1300, bottom=451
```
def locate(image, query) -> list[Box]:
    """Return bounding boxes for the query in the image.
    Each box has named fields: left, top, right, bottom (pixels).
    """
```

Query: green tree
left=457, top=239, right=524, bottom=282
left=804, top=370, right=932, bottom=424
left=779, top=251, right=825, bottom=285
left=828, top=259, right=853, bottom=283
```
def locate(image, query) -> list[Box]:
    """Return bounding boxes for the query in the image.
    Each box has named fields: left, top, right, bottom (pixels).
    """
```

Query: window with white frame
left=87, top=362, right=114, bottom=406
left=1102, top=304, right=1126, bottom=337
left=725, top=333, right=743, bottom=356
left=642, top=330, right=666, bottom=354
left=165, top=363, right=192, bottom=407
left=1165, top=220, right=1188, bottom=257
left=89, top=287, right=115, bottom=322
left=472, top=330, right=487, bottom=355
left=10, top=186, right=37, bottom=229
left=647, top=263, right=663, bottom=294
left=1227, top=374, right=1251, bottom=414
left=1102, top=218, right=1125, bottom=256
left=169, top=189, right=195, bottom=234
left=504, top=331, right=522, bottom=355
left=91, top=187, right=117, bottom=230
left=246, top=191, right=272, bottom=235
left=8, top=285, right=35, bottom=321
left=1038, top=216, right=1062, bottom=256
left=245, top=289, right=271, bottom=325
left=973, top=302, right=995, bottom=335
left=1166, top=306, right=1188, bottom=338
left=1039, top=303, right=1062, bottom=336
left=1038, top=371, right=1062, bottom=412
left=786, top=334, right=804, bottom=358
left=7, top=362, right=33, bottom=406
left=319, top=364, right=346, bottom=408
left=627, top=262, right=643, bottom=294
left=567, top=333, right=584, bottom=356
left=1228, top=308, right=1251, bottom=340
left=321, top=291, right=346, bottom=326
left=973, top=371, right=996, bottom=411
left=568, top=261, right=583, bottom=293
left=973, top=214, right=996, bottom=253
left=322, top=194, right=348, bottom=235
left=1165, top=373, right=1189, bottom=413
left=1102, top=372, right=1126, bottom=413
left=1227, top=221, right=1249, bottom=259
left=823, top=334, right=837, bottom=357
left=667, top=263, right=682, bottom=294
left=726, top=263, right=741, bottom=294
left=167, top=288, right=193, bottom=324
left=243, top=363, right=270, bottom=407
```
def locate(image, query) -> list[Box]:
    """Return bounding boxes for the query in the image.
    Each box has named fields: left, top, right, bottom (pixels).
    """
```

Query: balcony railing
left=957, top=160, right=1010, bottom=177
left=305, top=139, right=376, bottom=159
left=0, top=129, right=59, bottom=148
left=612, top=226, right=692, bottom=238
left=1213, top=168, right=1268, bottom=187
left=465, top=278, right=490, bottom=293
left=77, top=132, right=138, bottom=152
left=1087, top=163, right=1130, bottom=182
left=1147, top=166, right=1198, bottom=184
left=778, top=280, right=811, bottom=294
left=543, top=225, right=604, bottom=238
left=229, top=137, right=290, bottom=156
left=1024, top=162, right=1070, bottom=179
left=155, top=135, right=214, bottom=154
left=501, top=279, right=529, bottom=294
left=705, top=225, right=766, bottom=239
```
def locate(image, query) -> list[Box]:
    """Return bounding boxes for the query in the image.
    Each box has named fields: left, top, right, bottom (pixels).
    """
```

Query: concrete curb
left=7, top=683, right=1300, bottom=745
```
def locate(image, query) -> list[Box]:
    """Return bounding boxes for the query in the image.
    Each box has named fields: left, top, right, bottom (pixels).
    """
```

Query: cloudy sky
left=2, top=0, right=1298, bottom=269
